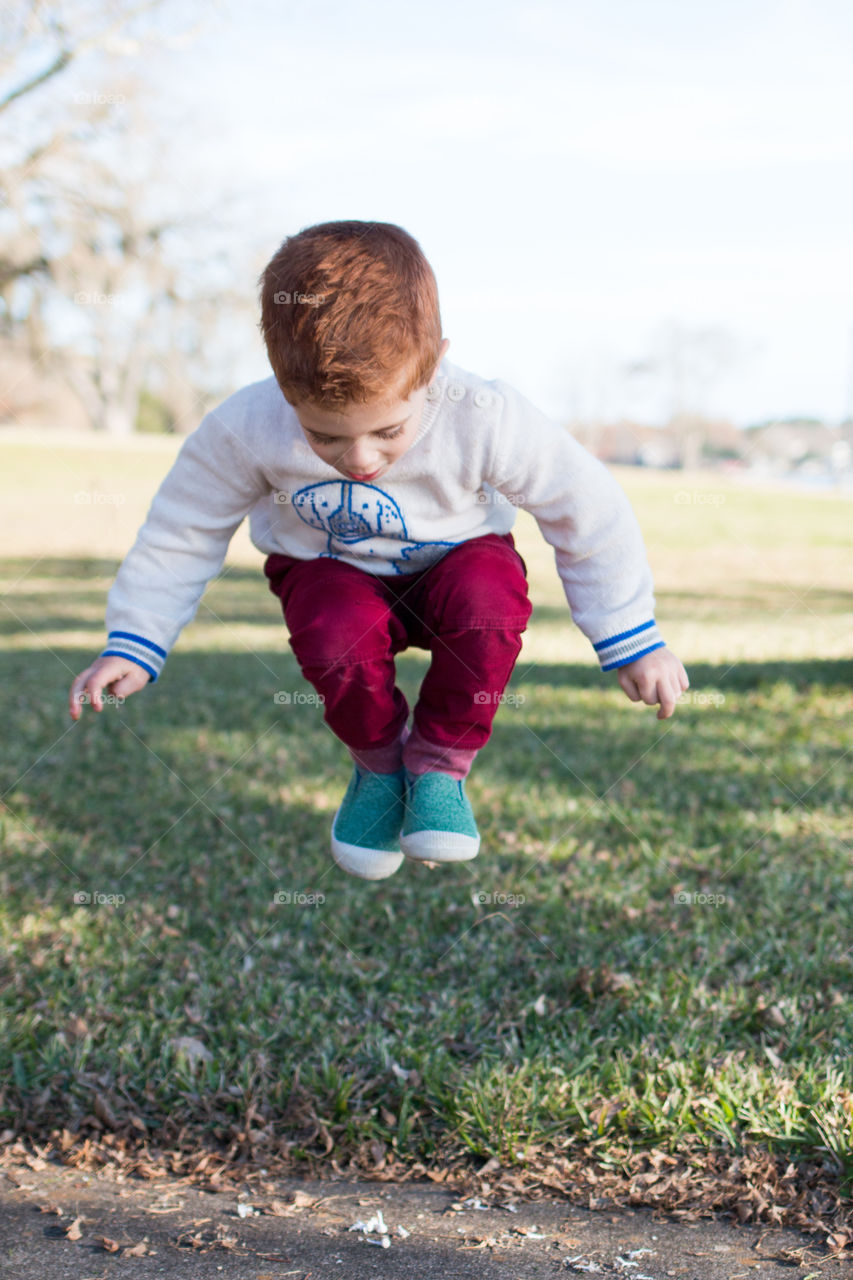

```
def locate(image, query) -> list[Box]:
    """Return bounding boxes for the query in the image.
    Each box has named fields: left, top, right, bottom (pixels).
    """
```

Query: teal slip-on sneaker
left=400, top=770, right=481, bottom=863
left=331, top=766, right=406, bottom=880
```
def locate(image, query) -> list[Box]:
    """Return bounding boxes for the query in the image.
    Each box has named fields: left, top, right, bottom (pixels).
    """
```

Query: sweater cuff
left=594, top=620, right=665, bottom=671
left=100, top=630, right=167, bottom=682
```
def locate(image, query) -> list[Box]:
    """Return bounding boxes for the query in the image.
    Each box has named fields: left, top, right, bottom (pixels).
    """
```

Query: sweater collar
left=416, top=364, right=449, bottom=443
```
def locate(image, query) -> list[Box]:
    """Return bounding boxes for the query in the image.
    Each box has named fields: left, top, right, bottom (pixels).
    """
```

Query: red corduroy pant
left=264, top=533, right=533, bottom=778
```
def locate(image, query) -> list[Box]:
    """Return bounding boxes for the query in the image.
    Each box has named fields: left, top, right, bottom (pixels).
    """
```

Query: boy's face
left=293, top=340, right=449, bottom=483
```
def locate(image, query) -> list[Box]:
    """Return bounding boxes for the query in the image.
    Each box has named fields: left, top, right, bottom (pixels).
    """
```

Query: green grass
left=0, top=440, right=852, bottom=1199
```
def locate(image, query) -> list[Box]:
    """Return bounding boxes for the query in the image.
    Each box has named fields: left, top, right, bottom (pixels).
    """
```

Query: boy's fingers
left=635, top=673, right=660, bottom=706
left=70, top=666, right=113, bottom=717
left=617, top=669, right=642, bottom=701
left=618, top=654, right=690, bottom=716
left=69, top=670, right=93, bottom=719
left=111, top=668, right=149, bottom=696
left=70, top=658, right=150, bottom=718
left=656, top=680, right=678, bottom=719
left=661, top=668, right=690, bottom=717
left=85, top=675, right=105, bottom=713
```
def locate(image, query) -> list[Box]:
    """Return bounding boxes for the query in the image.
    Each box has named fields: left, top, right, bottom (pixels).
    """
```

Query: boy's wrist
left=100, top=630, right=167, bottom=682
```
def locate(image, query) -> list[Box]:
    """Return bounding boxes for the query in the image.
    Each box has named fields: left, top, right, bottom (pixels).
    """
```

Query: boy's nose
left=344, top=445, right=380, bottom=472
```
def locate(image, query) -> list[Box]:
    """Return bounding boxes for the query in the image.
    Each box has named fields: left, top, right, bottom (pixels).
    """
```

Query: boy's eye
left=308, top=426, right=404, bottom=444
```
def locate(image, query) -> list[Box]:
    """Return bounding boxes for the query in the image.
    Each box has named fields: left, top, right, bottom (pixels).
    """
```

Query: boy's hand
left=69, top=655, right=151, bottom=721
left=615, top=648, right=689, bottom=720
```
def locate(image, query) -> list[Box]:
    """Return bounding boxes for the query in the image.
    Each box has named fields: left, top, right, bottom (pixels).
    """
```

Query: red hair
left=257, top=220, right=443, bottom=407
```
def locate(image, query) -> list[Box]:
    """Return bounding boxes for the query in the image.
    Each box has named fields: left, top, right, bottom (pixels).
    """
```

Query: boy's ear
left=430, top=338, right=450, bottom=381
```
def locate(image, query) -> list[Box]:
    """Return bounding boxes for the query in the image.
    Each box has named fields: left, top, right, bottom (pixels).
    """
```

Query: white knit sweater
left=101, top=359, right=665, bottom=680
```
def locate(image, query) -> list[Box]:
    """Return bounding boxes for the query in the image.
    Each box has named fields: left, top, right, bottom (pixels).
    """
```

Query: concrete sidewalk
left=0, top=1158, right=844, bottom=1279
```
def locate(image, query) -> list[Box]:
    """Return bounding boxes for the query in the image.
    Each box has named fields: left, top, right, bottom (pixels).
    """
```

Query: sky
left=78, top=0, right=853, bottom=424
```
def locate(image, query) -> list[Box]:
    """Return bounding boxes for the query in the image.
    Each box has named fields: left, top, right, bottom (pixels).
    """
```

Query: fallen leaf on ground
left=459, top=1234, right=498, bottom=1249
left=122, top=1240, right=149, bottom=1256
left=95, top=1236, right=122, bottom=1252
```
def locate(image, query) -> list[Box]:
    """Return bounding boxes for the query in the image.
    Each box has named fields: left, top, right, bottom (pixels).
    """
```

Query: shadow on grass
left=0, top=646, right=849, bottom=907
left=1, top=637, right=852, bottom=1180
left=0, top=557, right=286, bottom=632
left=1, top=548, right=850, bottom=1046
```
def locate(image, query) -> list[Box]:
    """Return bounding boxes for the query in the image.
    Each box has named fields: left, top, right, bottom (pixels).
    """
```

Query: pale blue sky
left=137, top=0, right=853, bottom=423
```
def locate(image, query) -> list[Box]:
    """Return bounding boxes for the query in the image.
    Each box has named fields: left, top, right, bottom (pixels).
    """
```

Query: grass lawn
left=1, top=434, right=852, bottom=1235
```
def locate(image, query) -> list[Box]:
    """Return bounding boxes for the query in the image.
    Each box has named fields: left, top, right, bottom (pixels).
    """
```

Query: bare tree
left=0, top=0, right=254, bottom=433
left=0, top=0, right=171, bottom=119
left=0, top=0, right=184, bottom=289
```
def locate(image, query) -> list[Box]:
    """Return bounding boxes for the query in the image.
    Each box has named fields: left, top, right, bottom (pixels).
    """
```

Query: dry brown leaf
left=95, top=1236, right=123, bottom=1252
left=263, top=1198, right=292, bottom=1216
left=94, top=1094, right=119, bottom=1130
left=122, top=1240, right=149, bottom=1256
left=65, top=1217, right=84, bottom=1240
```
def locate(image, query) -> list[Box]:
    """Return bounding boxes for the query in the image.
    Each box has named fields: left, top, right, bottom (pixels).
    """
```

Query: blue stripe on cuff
left=601, top=640, right=666, bottom=672
left=108, top=630, right=167, bottom=658
left=593, top=619, right=656, bottom=651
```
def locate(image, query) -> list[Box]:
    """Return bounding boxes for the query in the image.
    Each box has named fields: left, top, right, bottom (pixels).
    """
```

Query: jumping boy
left=69, top=220, right=689, bottom=881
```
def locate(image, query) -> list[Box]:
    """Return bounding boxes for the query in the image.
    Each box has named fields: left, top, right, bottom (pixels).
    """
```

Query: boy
left=69, top=220, right=689, bottom=881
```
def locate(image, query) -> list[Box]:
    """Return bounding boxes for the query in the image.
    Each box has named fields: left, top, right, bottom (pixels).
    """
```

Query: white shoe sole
left=331, top=813, right=405, bottom=881
left=400, top=829, right=480, bottom=863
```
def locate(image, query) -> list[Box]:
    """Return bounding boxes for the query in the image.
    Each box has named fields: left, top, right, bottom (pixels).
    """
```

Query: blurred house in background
left=572, top=415, right=853, bottom=486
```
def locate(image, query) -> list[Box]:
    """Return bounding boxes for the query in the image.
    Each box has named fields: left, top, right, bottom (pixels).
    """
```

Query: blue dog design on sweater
left=292, top=480, right=454, bottom=573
